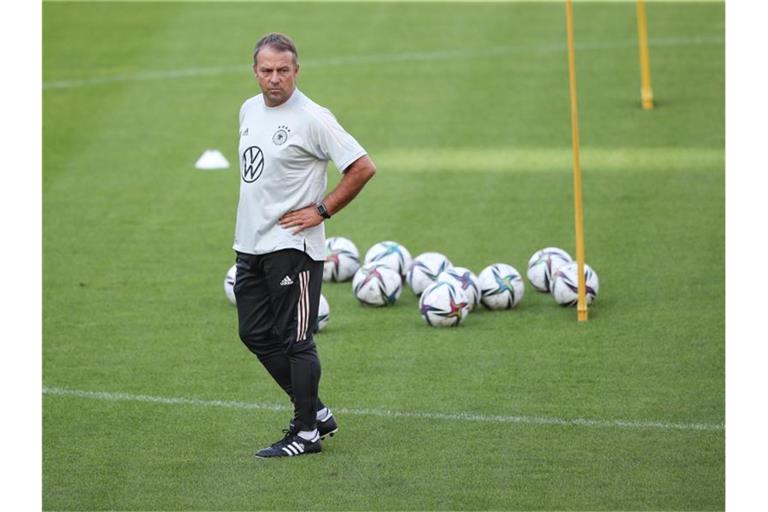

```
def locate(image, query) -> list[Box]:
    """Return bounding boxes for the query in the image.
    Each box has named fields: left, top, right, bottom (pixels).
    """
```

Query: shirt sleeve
left=305, top=106, right=367, bottom=173
left=239, top=100, right=248, bottom=126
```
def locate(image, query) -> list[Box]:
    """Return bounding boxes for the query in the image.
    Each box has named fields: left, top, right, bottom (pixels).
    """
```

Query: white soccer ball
left=316, top=293, right=330, bottom=331
left=364, top=241, right=413, bottom=278
left=478, top=263, right=525, bottom=310
left=419, top=281, right=470, bottom=327
left=406, top=252, right=452, bottom=295
left=352, top=263, right=402, bottom=306
left=324, top=236, right=360, bottom=282
left=527, top=247, right=573, bottom=293
left=436, top=267, right=481, bottom=311
left=551, top=261, right=600, bottom=306
left=224, top=264, right=237, bottom=305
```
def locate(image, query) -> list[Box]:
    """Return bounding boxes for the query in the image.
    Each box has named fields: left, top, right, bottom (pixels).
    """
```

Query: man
left=233, top=32, right=376, bottom=458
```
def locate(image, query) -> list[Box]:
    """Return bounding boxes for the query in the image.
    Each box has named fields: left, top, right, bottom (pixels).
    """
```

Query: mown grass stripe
left=42, top=386, right=724, bottom=433
left=42, top=35, right=723, bottom=90
left=374, top=147, right=724, bottom=173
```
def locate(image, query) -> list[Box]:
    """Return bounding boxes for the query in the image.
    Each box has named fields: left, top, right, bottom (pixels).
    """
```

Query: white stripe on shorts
left=296, top=270, right=310, bottom=341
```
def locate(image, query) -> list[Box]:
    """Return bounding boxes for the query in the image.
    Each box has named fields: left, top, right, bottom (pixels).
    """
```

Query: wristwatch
left=316, top=202, right=331, bottom=219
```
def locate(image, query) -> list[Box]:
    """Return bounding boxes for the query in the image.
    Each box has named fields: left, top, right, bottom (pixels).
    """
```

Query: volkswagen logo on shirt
left=242, top=146, right=264, bottom=183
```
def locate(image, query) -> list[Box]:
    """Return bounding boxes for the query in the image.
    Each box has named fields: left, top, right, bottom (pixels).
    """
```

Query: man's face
left=253, top=46, right=299, bottom=107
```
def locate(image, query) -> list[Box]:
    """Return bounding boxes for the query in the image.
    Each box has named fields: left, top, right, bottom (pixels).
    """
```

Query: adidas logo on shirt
left=280, top=275, right=294, bottom=286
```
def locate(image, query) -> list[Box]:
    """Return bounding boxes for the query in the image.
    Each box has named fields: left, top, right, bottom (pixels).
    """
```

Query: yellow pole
left=636, top=0, right=654, bottom=109
left=564, top=0, right=588, bottom=322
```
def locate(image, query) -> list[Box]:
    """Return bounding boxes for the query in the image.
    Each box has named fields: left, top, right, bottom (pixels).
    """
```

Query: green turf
left=43, top=1, right=724, bottom=510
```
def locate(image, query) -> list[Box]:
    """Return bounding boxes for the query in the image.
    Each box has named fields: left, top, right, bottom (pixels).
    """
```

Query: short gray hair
left=253, top=32, right=298, bottom=66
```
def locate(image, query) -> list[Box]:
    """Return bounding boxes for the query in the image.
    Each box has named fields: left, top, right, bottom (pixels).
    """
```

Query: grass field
left=42, top=1, right=725, bottom=510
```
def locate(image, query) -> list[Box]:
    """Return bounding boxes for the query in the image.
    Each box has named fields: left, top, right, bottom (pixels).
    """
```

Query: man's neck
left=264, top=88, right=297, bottom=108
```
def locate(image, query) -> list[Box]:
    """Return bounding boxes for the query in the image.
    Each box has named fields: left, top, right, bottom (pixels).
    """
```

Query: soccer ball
left=324, top=236, right=360, bottom=282
left=551, top=261, right=600, bottom=306
left=436, top=267, right=481, bottom=311
left=352, top=263, right=402, bottom=306
left=419, top=281, right=470, bottom=327
left=406, top=252, right=452, bottom=295
left=316, top=293, right=330, bottom=331
left=478, top=263, right=525, bottom=310
left=224, top=264, right=237, bottom=305
left=527, top=247, right=573, bottom=293
left=364, top=241, right=412, bottom=278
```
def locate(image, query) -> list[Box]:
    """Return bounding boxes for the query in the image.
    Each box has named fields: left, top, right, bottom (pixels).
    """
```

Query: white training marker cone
left=195, top=149, right=230, bottom=170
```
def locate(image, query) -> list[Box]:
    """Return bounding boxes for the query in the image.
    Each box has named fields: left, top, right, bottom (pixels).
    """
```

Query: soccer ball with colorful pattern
left=323, top=236, right=360, bottom=282
left=224, top=264, right=237, bottom=305
left=527, top=247, right=573, bottom=292
left=352, top=263, right=402, bottom=306
left=478, top=263, right=525, bottom=310
left=551, top=261, right=600, bottom=306
left=436, top=267, right=481, bottom=311
left=316, top=293, right=330, bottom=331
left=406, top=252, right=452, bottom=295
left=419, top=281, right=470, bottom=327
left=364, top=241, right=413, bottom=279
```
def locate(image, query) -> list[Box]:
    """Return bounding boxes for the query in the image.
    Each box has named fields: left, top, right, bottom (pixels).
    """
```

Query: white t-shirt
left=233, top=89, right=367, bottom=261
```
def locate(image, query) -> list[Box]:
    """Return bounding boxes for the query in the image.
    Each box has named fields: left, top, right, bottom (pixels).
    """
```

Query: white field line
left=42, top=35, right=723, bottom=91
left=42, top=386, right=724, bottom=433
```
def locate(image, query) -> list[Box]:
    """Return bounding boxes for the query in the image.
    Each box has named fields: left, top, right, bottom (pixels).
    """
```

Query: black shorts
left=234, top=249, right=324, bottom=354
